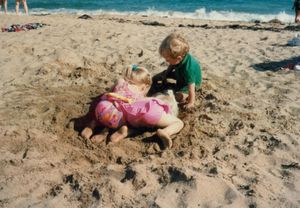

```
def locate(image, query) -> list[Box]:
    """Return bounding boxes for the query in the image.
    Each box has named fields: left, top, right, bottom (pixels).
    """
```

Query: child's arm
left=186, top=83, right=195, bottom=108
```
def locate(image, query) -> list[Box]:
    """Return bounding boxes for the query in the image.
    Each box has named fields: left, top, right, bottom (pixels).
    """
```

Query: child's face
left=163, top=54, right=183, bottom=65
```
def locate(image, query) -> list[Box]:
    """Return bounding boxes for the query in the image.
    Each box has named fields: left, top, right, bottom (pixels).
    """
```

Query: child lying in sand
left=81, top=65, right=184, bottom=149
left=152, top=33, right=202, bottom=109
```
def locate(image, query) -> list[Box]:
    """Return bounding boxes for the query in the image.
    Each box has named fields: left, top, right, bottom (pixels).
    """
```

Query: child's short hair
left=124, top=65, right=152, bottom=87
left=159, top=33, right=190, bottom=59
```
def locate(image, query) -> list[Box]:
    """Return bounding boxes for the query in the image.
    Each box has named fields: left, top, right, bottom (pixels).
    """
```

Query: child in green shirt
left=154, top=33, right=202, bottom=109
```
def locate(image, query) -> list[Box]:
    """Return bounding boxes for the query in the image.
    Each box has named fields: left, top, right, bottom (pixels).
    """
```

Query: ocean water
left=4, top=0, right=296, bottom=23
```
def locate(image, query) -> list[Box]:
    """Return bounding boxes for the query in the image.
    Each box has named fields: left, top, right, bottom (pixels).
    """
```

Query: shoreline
left=36, top=12, right=300, bottom=25
left=1, top=10, right=296, bottom=23
left=1, top=5, right=296, bottom=23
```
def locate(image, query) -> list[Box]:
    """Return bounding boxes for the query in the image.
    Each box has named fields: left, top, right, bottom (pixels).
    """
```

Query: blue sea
left=5, top=0, right=296, bottom=23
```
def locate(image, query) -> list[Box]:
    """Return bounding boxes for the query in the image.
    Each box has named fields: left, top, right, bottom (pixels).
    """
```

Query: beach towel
left=1, top=23, right=47, bottom=32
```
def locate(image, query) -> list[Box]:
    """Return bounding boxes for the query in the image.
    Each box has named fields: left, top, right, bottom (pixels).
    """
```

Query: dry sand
left=0, top=13, right=300, bottom=208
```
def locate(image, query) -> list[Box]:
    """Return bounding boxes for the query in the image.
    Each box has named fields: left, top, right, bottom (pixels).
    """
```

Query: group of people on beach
left=81, top=33, right=202, bottom=149
left=0, top=0, right=28, bottom=15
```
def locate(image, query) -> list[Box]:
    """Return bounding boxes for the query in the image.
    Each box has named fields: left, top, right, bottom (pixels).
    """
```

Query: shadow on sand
left=71, top=94, right=103, bottom=133
left=251, top=56, right=300, bottom=72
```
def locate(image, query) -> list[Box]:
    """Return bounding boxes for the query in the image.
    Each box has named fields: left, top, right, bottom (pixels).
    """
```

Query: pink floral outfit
left=95, top=79, right=171, bottom=129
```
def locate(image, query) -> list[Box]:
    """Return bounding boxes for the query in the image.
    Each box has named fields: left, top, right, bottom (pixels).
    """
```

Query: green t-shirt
left=174, top=53, right=202, bottom=93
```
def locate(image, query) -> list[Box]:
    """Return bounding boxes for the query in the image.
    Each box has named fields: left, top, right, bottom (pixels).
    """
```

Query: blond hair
left=159, top=33, right=190, bottom=59
left=124, top=65, right=152, bottom=87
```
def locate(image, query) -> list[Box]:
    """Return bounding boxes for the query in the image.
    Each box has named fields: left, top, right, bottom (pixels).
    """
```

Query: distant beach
left=1, top=0, right=296, bottom=23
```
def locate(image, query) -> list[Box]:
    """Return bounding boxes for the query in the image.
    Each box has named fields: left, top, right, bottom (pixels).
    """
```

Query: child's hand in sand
left=184, top=102, right=194, bottom=110
left=179, top=102, right=194, bottom=111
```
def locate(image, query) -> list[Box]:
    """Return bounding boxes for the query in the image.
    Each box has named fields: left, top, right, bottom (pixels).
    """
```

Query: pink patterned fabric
left=95, top=100, right=125, bottom=129
left=95, top=79, right=171, bottom=128
left=123, top=98, right=171, bottom=128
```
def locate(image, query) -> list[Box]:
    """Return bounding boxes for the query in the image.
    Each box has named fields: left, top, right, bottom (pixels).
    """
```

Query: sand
left=0, top=13, right=300, bottom=208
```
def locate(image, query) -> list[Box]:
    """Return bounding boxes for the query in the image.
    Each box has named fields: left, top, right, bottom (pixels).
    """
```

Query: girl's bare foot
left=157, top=129, right=173, bottom=149
left=81, top=127, right=93, bottom=139
left=90, top=134, right=106, bottom=144
left=110, top=126, right=128, bottom=143
left=90, top=128, right=109, bottom=144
